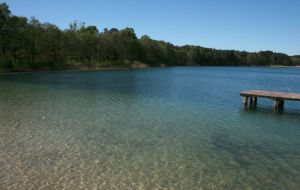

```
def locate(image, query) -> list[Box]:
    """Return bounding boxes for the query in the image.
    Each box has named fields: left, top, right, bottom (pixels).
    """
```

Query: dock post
left=278, top=99, right=284, bottom=111
left=243, top=96, right=248, bottom=110
left=253, top=97, right=257, bottom=107
left=273, top=99, right=279, bottom=110
left=249, top=96, right=253, bottom=109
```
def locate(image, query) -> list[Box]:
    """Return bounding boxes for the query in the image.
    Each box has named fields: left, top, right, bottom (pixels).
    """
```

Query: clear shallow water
left=0, top=67, right=300, bottom=189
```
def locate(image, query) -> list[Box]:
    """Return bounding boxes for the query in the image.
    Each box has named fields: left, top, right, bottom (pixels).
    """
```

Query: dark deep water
left=0, top=67, right=300, bottom=189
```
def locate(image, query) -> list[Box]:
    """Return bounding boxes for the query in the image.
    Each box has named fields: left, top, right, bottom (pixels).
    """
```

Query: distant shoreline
left=1, top=64, right=300, bottom=75
left=269, top=65, right=300, bottom=68
left=0, top=67, right=132, bottom=75
left=0, top=63, right=153, bottom=75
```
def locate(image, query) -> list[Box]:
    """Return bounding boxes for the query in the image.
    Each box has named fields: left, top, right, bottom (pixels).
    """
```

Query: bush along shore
left=0, top=3, right=298, bottom=73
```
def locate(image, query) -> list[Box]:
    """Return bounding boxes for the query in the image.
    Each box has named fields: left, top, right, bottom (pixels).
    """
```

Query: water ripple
left=0, top=67, right=300, bottom=189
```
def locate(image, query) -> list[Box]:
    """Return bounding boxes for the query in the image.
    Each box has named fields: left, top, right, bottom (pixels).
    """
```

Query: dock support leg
left=249, top=96, right=253, bottom=109
left=274, top=99, right=279, bottom=110
left=243, top=96, right=248, bottom=110
left=278, top=99, right=284, bottom=111
left=253, top=97, right=257, bottom=107
left=274, top=99, right=284, bottom=112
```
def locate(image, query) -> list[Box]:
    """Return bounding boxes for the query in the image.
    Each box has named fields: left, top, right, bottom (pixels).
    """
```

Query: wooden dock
left=240, top=90, right=300, bottom=111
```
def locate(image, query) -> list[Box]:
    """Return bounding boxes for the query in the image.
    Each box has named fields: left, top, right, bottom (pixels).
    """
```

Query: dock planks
left=240, top=90, right=300, bottom=101
left=240, top=89, right=300, bottom=111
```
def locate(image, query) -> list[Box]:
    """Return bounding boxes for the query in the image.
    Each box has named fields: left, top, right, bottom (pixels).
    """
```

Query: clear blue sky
left=3, top=0, right=300, bottom=55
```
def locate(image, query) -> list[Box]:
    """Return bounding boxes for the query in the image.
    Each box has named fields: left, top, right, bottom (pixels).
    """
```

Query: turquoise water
left=0, top=67, right=300, bottom=189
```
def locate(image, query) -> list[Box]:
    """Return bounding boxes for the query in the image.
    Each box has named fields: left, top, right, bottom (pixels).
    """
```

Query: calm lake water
left=0, top=67, right=300, bottom=189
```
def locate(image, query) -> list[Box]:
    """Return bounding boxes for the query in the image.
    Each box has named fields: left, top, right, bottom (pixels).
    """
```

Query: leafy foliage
left=291, top=56, right=300, bottom=65
left=0, top=3, right=296, bottom=72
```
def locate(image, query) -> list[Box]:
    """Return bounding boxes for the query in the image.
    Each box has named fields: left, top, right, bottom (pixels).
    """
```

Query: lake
left=0, top=67, right=300, bottom=189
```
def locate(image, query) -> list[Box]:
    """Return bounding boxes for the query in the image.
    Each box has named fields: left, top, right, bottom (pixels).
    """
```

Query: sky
left=3, top=0, right=300, bottom=55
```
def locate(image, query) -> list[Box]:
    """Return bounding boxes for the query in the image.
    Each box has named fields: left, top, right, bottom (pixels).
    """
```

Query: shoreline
left=269, top=65, right=300, bottom=68
left=1, top=65, right=300, bottom=75
left=0, top=67, right=133, bottom=75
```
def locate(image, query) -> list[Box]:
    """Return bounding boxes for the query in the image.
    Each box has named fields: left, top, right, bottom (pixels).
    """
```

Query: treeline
left=291, top=56, right=300, bottom=65
left=0, top=3, right=296, bottom=72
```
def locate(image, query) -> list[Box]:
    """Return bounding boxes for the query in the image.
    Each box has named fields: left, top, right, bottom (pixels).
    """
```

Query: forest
left=0, top=3, right=297, bottom=72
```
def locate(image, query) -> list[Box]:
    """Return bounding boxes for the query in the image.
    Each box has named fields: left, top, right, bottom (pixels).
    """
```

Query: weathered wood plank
left=240, top=90, right=300, bottom=101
